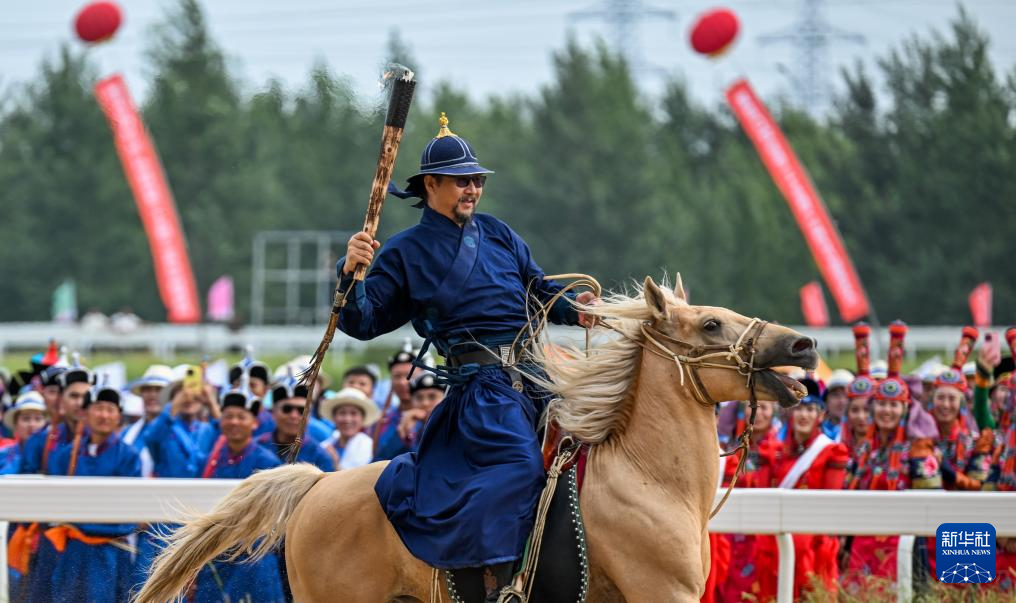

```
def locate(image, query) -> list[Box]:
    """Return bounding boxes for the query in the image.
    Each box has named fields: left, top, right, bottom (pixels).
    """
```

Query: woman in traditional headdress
left=842, top=321, right=942, bottom=594
left=752, top=379, right=850, bottom=601
left=973, top=328, right=1016, bottom=591
left=841, top=324, right=877, bottom=455
left=929, top=327, right=993, bottom=491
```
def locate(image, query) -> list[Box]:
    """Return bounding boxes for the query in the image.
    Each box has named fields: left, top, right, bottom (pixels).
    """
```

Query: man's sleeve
left=508, top=225, right=580, bottom=326
left=334, top=246, right=415, bottom=339
left=17, top=431, right=43, bottom=474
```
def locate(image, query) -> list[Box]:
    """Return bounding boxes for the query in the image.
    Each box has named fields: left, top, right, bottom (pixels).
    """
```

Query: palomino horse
left=136, top=276, right=817, bottom=603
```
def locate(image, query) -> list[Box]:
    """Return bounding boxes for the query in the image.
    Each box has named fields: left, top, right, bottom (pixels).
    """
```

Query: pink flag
left=968, top=282, right=992, bottom=327
left=95, top=74, right=200, bottom=323
left=799, top=281, right=830, bottom=327
left=207, top=276, right=234, bottom=322
left=727, top=79, right=870, bottom=323
left=796, top=280, right=829, bottom=326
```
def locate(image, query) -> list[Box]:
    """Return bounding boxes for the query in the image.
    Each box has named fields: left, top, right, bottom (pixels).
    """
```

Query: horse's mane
left=531, top=280, right=679, bottom=444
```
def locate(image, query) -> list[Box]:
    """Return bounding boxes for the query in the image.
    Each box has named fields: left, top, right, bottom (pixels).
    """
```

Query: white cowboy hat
left=129, top=364, right=174, bottom=395
left=319, top=387, right=379, bottom=427
left=4, top=391, right=47, bottom=432
left=826, top=369, right=854, bottom=391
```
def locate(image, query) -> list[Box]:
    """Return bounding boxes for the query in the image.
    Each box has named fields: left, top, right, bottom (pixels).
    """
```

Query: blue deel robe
left=18, top=422, right=78, bottom=600
left=132, top=408, right=218, bottom=591
left=35, top=434, right=141, bottom=603
left=372, top=407, right=414, bottom=462
left=192, top=439, right=286, bottom=603
left=19, top=421, right=72, bottom=474
left=336, top=206, right=578, bottom=569
left=2, top=441, right=27, bottom=599
left=821, top=417, right=843, bottom=442
left=255, top=431, right=335, bottom=472
left=142, top=407, right=217, bottom=478
left=0, top=440, right=22, bottom=475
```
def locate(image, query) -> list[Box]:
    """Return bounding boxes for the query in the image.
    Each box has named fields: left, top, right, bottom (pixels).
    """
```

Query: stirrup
left=494, top=586, right=526, bottom=603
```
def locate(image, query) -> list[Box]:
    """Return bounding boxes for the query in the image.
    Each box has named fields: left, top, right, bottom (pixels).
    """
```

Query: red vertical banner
left=726, top=79, right=870, bottom=323
left=799, top=281, right=829, bottom=327
left=968, top=282, right=992, bottom=327
left=95, top=74, right=200, bottom=323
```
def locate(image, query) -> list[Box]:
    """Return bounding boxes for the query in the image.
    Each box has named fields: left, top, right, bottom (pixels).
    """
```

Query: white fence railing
left=1, top=478, right=1013, bottom=603
left=0, top=323, right=1003, bottom=360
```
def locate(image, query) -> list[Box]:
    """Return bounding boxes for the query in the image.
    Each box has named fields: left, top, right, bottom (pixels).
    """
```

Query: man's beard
left=452, top=197, right=477, bottom=224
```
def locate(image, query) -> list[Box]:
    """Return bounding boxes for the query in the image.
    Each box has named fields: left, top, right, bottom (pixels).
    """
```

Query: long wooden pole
left=289, top=75, right=415, bottom=463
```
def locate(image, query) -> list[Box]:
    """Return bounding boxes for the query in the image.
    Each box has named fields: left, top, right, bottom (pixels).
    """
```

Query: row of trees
left=1, top=1, right=1012, bottom=325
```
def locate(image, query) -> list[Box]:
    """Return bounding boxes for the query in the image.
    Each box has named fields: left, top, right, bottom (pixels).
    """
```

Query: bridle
left=637, top=317, right=769, bottom=408
left=606, top=316, right=772, bottom=518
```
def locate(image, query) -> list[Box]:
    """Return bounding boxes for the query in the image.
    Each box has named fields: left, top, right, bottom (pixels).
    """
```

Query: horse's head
left=642, top=276, right=818, bottom=408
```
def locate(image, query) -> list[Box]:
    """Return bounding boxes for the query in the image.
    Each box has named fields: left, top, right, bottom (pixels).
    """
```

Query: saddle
left=445, top=421, right=591, bottom=603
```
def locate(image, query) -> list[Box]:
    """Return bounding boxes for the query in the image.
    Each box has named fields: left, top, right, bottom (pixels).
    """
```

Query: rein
left=605, top=317, right=769, bottom=519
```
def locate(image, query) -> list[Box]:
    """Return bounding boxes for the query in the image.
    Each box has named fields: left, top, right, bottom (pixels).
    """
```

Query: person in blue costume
left=820, top=369, right=853, bottom=441
left=121, top=364, right=174, bottom=478
left=38, top=384, right=141, bottom=603
left=371, top=344, right=420, bottom=461
left=132, top=368, right=220, bottom=592
left=394, top=372, right=447, bottom=453
left=336, top=113, right=597, bottom=602
left=2, top=392, right=47, bottom=601
left=320, top=386, right=380, bottom=470
left=229, top=351, right=273, bottom=437
left=18, top=359, right=94, bottom=602
left=142, top=370, right=219, bottom=478
left=18, top=362, right=86, bottom=475
left=191, top=384, right=286, bottom=603
left=275, top=357, right=335, bottom=444
left=1, top=391, right=48, bottom=475
left=255, top=376, right=335, bottom=471
left=341, top=364, right=378, bottom=400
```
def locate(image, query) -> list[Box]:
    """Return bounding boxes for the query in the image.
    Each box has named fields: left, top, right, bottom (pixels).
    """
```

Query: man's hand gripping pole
left=288, top=71, right=416, bottom=463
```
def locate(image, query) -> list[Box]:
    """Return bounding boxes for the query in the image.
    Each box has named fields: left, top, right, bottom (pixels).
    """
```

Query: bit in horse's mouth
left=755, top=369, right=809, bottom=407
left=772, top=371, right=808, bottom=399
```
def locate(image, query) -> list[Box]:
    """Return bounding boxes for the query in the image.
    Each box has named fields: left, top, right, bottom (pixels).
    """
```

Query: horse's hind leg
left=285, top=466, right=435, bottom=602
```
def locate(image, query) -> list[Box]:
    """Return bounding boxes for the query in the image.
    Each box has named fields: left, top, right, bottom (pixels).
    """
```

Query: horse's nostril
left=792, top=337, right=814, bottom=354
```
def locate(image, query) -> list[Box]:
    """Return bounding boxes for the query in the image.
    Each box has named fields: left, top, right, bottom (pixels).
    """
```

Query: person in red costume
left=843, top=321, right=942, bottom=595
left=752, top=379, right=850, bottom=601
left=930, top=327, right=993, bottom=492
left=714, top=398, right=779, bottom=601
left=842, top=324, right=877, bottom=455
left=973, top=328, right=1016, bottom=592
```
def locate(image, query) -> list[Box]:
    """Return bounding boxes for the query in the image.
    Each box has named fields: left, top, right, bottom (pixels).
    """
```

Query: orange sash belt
left=7, top=523, right=40, bottom=575
left=43, top=525, right=117, bottom=553
left=44, top=524, right=136, bottom=556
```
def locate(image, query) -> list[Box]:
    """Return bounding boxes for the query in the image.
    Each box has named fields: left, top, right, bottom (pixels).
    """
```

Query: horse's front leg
left=583, top=478, right=707, bottom=603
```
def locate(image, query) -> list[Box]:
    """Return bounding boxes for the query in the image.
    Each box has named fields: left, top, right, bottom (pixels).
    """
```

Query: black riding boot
left=449, top=562, right=519, bottom=603
left=482, top=562, right=517, bottom=603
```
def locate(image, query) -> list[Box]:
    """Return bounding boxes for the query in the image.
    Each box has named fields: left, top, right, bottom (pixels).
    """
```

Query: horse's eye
left=703, top=319, right=720, bottom=332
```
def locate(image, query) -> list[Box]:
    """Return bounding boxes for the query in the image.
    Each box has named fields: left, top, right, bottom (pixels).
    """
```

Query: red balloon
left=74, top=1, right=123, bottom=44
left=689, top=8, right=740, bottom=57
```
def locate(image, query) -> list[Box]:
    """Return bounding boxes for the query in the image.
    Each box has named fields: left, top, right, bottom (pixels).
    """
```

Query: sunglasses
left=279, top=403, right=306, bottom=415
left=449, top=175, right=486, bottom=188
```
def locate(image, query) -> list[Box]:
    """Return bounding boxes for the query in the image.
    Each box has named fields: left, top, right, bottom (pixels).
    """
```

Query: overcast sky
left=2, top=0, right=1015, bottom=113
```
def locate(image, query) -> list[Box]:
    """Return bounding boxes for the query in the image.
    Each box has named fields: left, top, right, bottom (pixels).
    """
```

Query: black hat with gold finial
left=388, top=112, right=494, bottom=208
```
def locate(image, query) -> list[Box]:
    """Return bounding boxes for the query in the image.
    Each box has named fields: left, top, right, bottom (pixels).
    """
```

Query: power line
left=568, top=0, right=676, bottom=76
left=758, top=0, right=865, bottom=112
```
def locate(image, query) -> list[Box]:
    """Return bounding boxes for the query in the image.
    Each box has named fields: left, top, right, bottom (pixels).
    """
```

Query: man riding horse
left=338, top=113, right=597, bottom=603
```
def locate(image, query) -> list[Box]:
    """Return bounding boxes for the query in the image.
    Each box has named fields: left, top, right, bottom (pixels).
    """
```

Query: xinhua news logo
left=936, top=523, right=996, bottom=584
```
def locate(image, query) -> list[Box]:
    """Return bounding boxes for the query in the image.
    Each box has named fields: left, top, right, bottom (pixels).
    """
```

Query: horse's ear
left=673, top=272, right=687, bottom=303
left=643, top=276, right=668, bottom=321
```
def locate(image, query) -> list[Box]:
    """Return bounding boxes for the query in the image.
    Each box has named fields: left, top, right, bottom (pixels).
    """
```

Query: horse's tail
left=133, top=463, right=324, bottom=603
